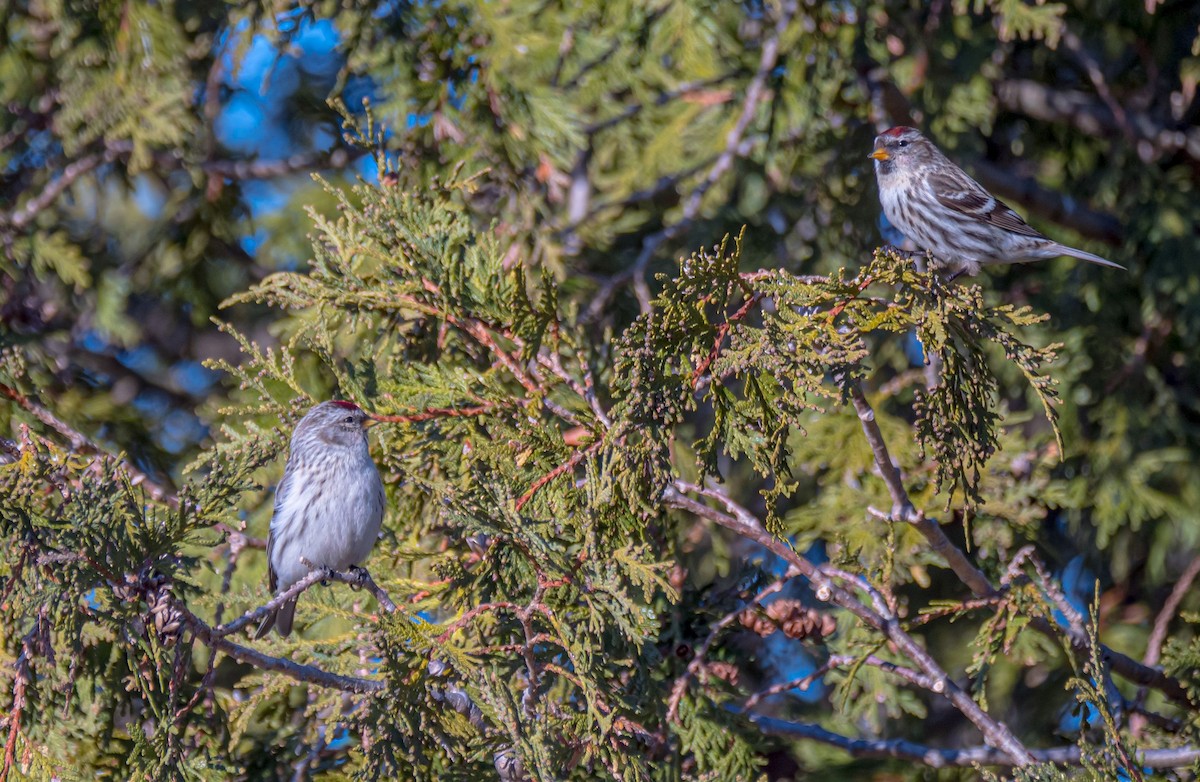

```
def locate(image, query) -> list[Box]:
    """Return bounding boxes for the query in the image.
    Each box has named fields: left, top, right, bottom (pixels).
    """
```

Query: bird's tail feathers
left=1056, top=243, right=1125, bottom=270
left=252, top=597, right=298, bottom=639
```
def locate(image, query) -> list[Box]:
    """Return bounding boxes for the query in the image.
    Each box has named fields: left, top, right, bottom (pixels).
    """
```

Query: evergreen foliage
left=3, top=1, right=1200, bottom=780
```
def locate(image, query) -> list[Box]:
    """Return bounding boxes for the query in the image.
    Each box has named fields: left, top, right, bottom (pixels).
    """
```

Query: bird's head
left=295, top=399, right=374, bottom=449
left=869, top=126, right=935, bottom=175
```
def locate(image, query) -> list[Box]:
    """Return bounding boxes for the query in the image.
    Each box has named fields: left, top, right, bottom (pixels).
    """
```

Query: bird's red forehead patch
left=329, top=400, right=360, bottom=410
left=881, top=126, right=915, bottom=137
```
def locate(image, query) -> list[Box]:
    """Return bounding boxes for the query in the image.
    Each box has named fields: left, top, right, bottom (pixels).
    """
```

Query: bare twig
left=847, top=383, right=997, bottom=598
left=665, top=569, right=797, bottom=723
left=515, top=439, right=603, bottom=511
left=371, top=405, right=494, bottom=424
left=584, top=1, right=797, bottom=320
left=748, top=714, right=1200, bottom=769
left=194, top=623, right=383, bottom=694
left=216, top=567, right=395, bottom=637
left=0, top=382, right=179, bottom=508
left=665, top=481, right=1035, bottom=765
left=0, top=149, right=117, bottom=231
left=1144, top=555, right=1200, bottom=669
left=743, top=653, right=940, bottom=710
left=849, top=381, right=1190, bottom=704
left=1131, top=554, right=1200, bottom=736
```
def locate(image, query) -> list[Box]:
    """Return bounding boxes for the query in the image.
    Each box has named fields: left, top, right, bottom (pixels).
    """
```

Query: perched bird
left=254, top=400, right=385, bottom=638
left=869, top=126, right=1124, bottom=277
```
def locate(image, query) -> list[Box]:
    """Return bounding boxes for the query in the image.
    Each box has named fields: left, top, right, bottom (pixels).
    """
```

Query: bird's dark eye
left=897, top=140, right=908, bottom=148
left=343, top=416, right=354, bottom=424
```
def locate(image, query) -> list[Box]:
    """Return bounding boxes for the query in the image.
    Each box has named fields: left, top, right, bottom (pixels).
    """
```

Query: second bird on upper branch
left=870, top=126, right=1124, bottom=278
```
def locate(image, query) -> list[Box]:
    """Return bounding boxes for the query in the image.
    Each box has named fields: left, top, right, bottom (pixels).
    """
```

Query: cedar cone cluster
left=739, top=599, right=836, bottom=642
left=112, top=571, right=185, bottom=646
left=706, top=661, right=741, bottom=686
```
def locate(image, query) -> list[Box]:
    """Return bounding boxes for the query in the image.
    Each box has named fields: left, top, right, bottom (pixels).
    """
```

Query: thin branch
left=216, top=567, right=396, bottom=637
left=175, top=567, right=404, bottom=694
left=370, top=404, right=494, bottom=424
left=193, top=623, right=383, bottom=694
left=744, top=657, right=843, bottom=710
left=664, top=481, right=1035, bottom=765
left=849, top=381, right=1190, bottom=704
left=665, top=569, right=797, bottom=723
left=691, top=291, right=763, bottom=389
left=743, top=653, right=940, bottom=710
left=997, top=78, right=1200, bottom=165
left=0, top=382, right=178, bottom=508
left=0, top=149, right=117, bottom=231
left=1145, top=555, right=1200, bottom=669
left=583, top=1, right=796, bottom=320
left=1131, top=554, right=1200, bottom=736
left=748, top=714, right=1200, bottom=769
left=515, top=439, right=603, bottom=511
left=847, top=383, right=996, bottom=598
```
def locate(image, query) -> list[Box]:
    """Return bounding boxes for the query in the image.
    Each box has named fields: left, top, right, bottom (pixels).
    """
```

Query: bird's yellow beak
left=363, top=416, right=380, bottom=429
left=869, top=148, right=890, bottom=161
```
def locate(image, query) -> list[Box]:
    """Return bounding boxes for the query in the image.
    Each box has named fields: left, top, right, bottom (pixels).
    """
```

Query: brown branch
left=515, top=440, right=603, bottom=511
left=1145, top=555, right=1200, bottom=669
left=826, top=275, right=875, bottom=322
left=997, top=78, right=1200, bottom=165
left=743, top=657, right=843, bottom=710
left=370, top=405, right=494, bottom=424
left=848, top=384, right=997, bottom=598
left=0, top=382, right=178, bottom=508
left=691, top=291, right=763, bottom=389
left=665, top=569, right=796, bottom=723
left=193, top=623, right=383, bottom=694
left=583, top=0, right=797, bottom=321
left=851, top=385, right=1191, bottom=705
left=216, top=567, right=397, bottom=637
left=175, top=567, right=404, bottom=694
left=743, top=653, right=939, bottom=710
left=1131, top=554, right=1200, bottom=736
left=0, top=149, right=117, bottom=231
left=664, top=481, right=1035, bottom=765
left=748, top=714, right=1200, bottom=769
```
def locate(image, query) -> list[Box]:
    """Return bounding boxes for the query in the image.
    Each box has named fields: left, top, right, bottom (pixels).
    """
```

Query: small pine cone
left=145, top=578, right=184, bottom=646
left=764, top=599, right=802, bottom=624
left=668, top=565, right=687, bottom=593
left=739, top=607, right=776, bottom=637
left=706, top=661, right=740, bottom=687
left=780, top=607, right=836, bottom=642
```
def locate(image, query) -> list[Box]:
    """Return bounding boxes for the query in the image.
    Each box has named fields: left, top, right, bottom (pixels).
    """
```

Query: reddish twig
left=826, top=275, right=875, bottom=322
left=515, top=440, right=602, bottom=511
left=691, top=291, right=763, bottom=389
left=371, top=405, right=493, bottom=424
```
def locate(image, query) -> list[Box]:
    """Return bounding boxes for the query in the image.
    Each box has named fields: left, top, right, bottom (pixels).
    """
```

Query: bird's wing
left=927, top=168, right=1046, bottom=239
left=265, top=459, right=299, bottom=593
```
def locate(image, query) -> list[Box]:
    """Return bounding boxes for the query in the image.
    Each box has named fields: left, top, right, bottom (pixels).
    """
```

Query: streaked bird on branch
left=254, top=400, right=385, bottom=639
left=869, top=126, right=1124, bottom=277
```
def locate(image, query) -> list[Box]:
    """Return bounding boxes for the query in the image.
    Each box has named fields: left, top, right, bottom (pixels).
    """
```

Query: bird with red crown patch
left=254, top=400, right=385, bottom=638
left=869, top=126, right=1123, bottom=277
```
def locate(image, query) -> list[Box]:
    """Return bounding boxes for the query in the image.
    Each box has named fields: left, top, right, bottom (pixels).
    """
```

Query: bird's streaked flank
left=254, top=400, right=385, bottom=638
left=869, top=126, right=1124, bottom=277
